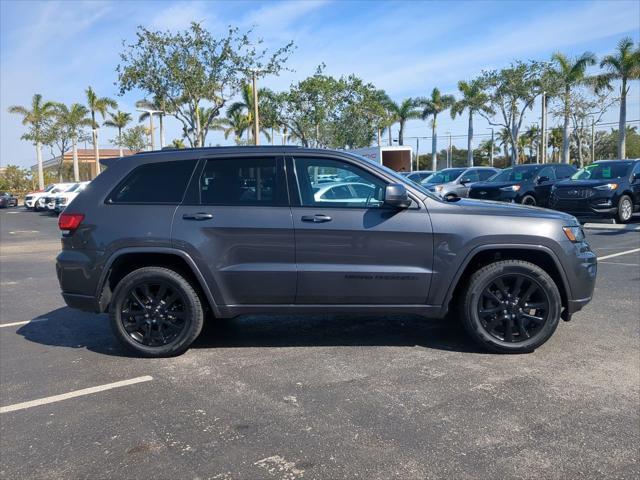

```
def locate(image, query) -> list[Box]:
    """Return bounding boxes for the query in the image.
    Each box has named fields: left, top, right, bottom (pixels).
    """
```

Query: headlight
left=594, top=183, right=618, bottom=190
left=563, top=226, right=585, bottom=243
left=500, top=185, right=521, bottom=192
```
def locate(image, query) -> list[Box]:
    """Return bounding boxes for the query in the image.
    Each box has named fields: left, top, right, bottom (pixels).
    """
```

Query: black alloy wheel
left=477, top=274, right=549, bottom=343
left=120, top=281, right=189, bottom=347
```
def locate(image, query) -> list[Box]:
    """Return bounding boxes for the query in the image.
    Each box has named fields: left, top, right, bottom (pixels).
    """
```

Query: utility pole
left=490, top=128, right=494, bottom=167
left=591, top=117, right=596, bottom=163
left=447, top=132, right=452, bottom=168
left=252, top=70, right=260, bottom=146
left=540, top=91, right=547, bottom=164
left=416, top=138, right=420, bottom=170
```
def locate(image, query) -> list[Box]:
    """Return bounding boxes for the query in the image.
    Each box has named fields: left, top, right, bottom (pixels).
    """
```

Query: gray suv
left=56, top=147, right=597, bottom=356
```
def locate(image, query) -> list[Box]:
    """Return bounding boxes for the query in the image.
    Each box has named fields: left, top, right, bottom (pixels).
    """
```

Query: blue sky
left=1, top=0, right=639, bottom=168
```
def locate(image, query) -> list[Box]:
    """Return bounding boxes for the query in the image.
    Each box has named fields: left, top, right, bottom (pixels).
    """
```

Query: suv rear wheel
left=109, top=267, right=204, bottom=357
left=520, top=194, right=537, bottom=206
left=461, top=260, right=561, bottom=353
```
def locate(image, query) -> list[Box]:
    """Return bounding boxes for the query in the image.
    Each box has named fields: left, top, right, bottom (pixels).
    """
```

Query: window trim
left=105, top=159, right=198, bottom=205
left=188, top=155, right=288, bottom=208
left=287, top=154, right=419, bottom=210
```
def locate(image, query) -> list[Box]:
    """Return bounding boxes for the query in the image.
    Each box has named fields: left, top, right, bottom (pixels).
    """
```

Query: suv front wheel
left=461, top=260, right=561, bottom=353
left=109, top=267, right=204, bottom=357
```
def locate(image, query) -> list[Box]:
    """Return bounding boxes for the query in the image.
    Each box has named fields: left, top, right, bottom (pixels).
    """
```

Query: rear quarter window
left=108, top=160, right=197, bottom=204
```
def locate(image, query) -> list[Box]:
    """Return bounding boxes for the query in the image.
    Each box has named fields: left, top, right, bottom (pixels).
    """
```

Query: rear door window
left=199, top=157, right=286, bottom=206
left=109, top=160, right=197, bottom=204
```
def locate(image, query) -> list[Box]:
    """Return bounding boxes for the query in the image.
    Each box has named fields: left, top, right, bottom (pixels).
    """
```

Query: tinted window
left=110, top=160, right=197, bottom=204
left=200, top=157, right=283, bottom=206
left=490, top=166, right=541, bottom=182
left=631, top=162, right=640, bottom=175
left=571, top=162, right=633, bottom=180
left=294, top=157, right=386, bottom=208
left=537, top=166, right=556, bottom=180
left=555, top=165, right=576, bottom=178
left=478, top=170, right=497, bottom=181
left=423, top=168, right=465, bottom=184
left=461, top=170, right=480, bottom=182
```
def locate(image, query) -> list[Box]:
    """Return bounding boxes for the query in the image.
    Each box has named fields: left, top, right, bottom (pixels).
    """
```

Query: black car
left=0, top=192, right=18, bottom=208
left=549, top=160, right=640, bottom=223
left=468, top=163, right=577, bottom=207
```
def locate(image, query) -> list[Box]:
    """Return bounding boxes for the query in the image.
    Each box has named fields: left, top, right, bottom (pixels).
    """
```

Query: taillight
left=58, top=213, right=84, bottom=231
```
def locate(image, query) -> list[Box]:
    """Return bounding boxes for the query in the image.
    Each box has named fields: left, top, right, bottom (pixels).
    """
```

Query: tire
left=109, top=267, right=204, bottom=357
left=616, top=195, right=633, bottom=224
left=461, top=260, right=561, bottom=354
left=520, top=194, right=537, bottom=206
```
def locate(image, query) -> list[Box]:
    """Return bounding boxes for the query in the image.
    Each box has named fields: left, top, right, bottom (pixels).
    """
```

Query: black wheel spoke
left=476, top=273, right=550, bottom=344
left=120, top=280, right=189, bottom=348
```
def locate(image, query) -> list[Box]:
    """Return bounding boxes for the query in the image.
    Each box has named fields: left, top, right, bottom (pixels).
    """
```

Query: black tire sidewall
left=109, top=267, right=204, bottom=357
left=463, top=261, right=561, bottom=353
left=521, top=195, right=536, bottom=206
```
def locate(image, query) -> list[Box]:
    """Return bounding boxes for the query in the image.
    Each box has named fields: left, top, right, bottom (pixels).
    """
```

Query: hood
left=452, top=197, right=576, bottom=222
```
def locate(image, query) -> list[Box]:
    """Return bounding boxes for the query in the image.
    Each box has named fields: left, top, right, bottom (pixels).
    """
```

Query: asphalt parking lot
left=1, top=208, right=638, bottom=479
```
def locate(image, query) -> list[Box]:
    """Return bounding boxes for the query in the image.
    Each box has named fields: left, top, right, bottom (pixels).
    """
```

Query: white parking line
left=0, top=318, right=48, bottom=328
left=598, top=248, right=640, bottom=261
left=0, top=376, right=153, bottom=414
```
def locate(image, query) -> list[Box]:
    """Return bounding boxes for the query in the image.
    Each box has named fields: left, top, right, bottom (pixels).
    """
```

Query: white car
left=41, top=183, right=80, bottom=213
left=24, top=183, right=74, bottom=211
left=54, top=181, right=90, bottom=213
left=313, top=182, right=380, bottom=205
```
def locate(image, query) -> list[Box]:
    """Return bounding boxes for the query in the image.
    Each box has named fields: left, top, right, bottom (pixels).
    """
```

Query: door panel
left=289, top=156, right=433, bottom=305
left=172, top=156, right=296, bottom=305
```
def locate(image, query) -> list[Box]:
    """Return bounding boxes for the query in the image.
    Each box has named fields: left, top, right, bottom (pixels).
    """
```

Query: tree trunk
left=398, top=121, right=404, bottom=146
left=577, top=134, right=584, bottom=168
left=118, top=128, right=123, bottom=157
left=562, top=87, right=570, bottom=164
left=431, top=118, right=438, bottom=172
left=467, top=112, right=474, bottom=167
left=388, top=125, right=392, bottom=146
left=377, top=127, right=381, bottom=147
left=159, top=114, right=165, bottom=149
left=510, top=126, right=518, bottom=167
left=93, top=129, right=100, bottom=177
left=619, top=78, right=627, bottom=159
left=194, top=108, right=202, bottom=148
left=72, top=137, right=80, bottom=182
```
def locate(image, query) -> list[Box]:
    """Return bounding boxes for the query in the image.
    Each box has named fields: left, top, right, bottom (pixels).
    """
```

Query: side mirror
left=536, top=176, right=550, bottom=184
left=460, top=177, right=473, bottom=185
left=384, top=184, right=411, bottom=209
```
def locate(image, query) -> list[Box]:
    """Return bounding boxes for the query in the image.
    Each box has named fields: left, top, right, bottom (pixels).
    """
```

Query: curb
left=583, top=223, right=640, bottom=231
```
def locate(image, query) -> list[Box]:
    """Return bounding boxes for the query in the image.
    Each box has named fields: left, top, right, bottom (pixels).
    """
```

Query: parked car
left=43, top=183, right=81, bottom=213
left=401, top=170, right=433, bottom=184
left=0, top=192, right=18, bottom=208
left=421, top=167, right=500, bottom=198
left=468, top=163, right=577, bottom=206
left=312, top=182, right=378, bottom=205
left=24, top=184, right=55, bottom=210
left=549, top=159, right=640, bottom=223
left=54, top=181, right=91, bottom=214
left=57, top=146, right=596, bottom=357
left=29, top=183, right=76, bottom=211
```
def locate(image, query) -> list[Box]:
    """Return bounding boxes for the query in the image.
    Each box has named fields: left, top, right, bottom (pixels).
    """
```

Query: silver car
left=422, top=167, right=500, bottom=199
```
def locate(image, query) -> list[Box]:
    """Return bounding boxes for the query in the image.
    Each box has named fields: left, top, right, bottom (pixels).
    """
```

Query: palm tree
left=549, top=127, right=563, bottom=162
left=170, top=138, right=186, bottom=149
left=227, top=83, right=275, bottom=143
left=86, top=87, right=117, bottom=176
left=104, top=111, right=132, bottom=157
left=496, top=128, right=511, bottom=163
left=551, top=51, right=597, bottom=164
left=217, top=110, right=252, bottom=144
left=185, top=107, right=238, bottom=146
left=596, top=37, right=640, bottom=159
left=385, top=98, right=421, bottom=146
left=55, top=103, right=92, bottom=181
left=450, top=79, right=493, bottom=167
left=8, top=94, right=57, bottom=190
left=136, top=97, right=169, bottom=149
left=418, top=88, right=456, bottom=171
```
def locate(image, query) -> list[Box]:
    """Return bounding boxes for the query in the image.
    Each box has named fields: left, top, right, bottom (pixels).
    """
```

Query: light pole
left=446, top=132, right=452, bottom=168
left=488, top=128, right=494, bottom=167
left=136, top=108, right=163, bottom=150
left=251, top=69, right=260, bottom=145
left=540, top=91, right=548, bottom=164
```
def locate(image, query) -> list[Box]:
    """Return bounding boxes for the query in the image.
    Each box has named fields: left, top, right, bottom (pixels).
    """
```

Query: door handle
left=182, top=212, right=213, bottom=221
left=301, top=214, right=332, bottom=223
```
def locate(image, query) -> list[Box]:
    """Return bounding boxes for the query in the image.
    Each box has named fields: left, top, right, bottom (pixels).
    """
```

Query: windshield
left=489, top=166, right=540, bottom=182
left=571, top=162, right=632, bottom=180
left=65, top=183, right=81, bottom=192
left=422, top=169, right=465, bottom=184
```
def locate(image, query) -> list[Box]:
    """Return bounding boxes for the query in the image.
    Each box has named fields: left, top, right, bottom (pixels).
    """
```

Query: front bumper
left=57, top=249, right=104, bottom=313
left=549, top=192, right=619, bottom=219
